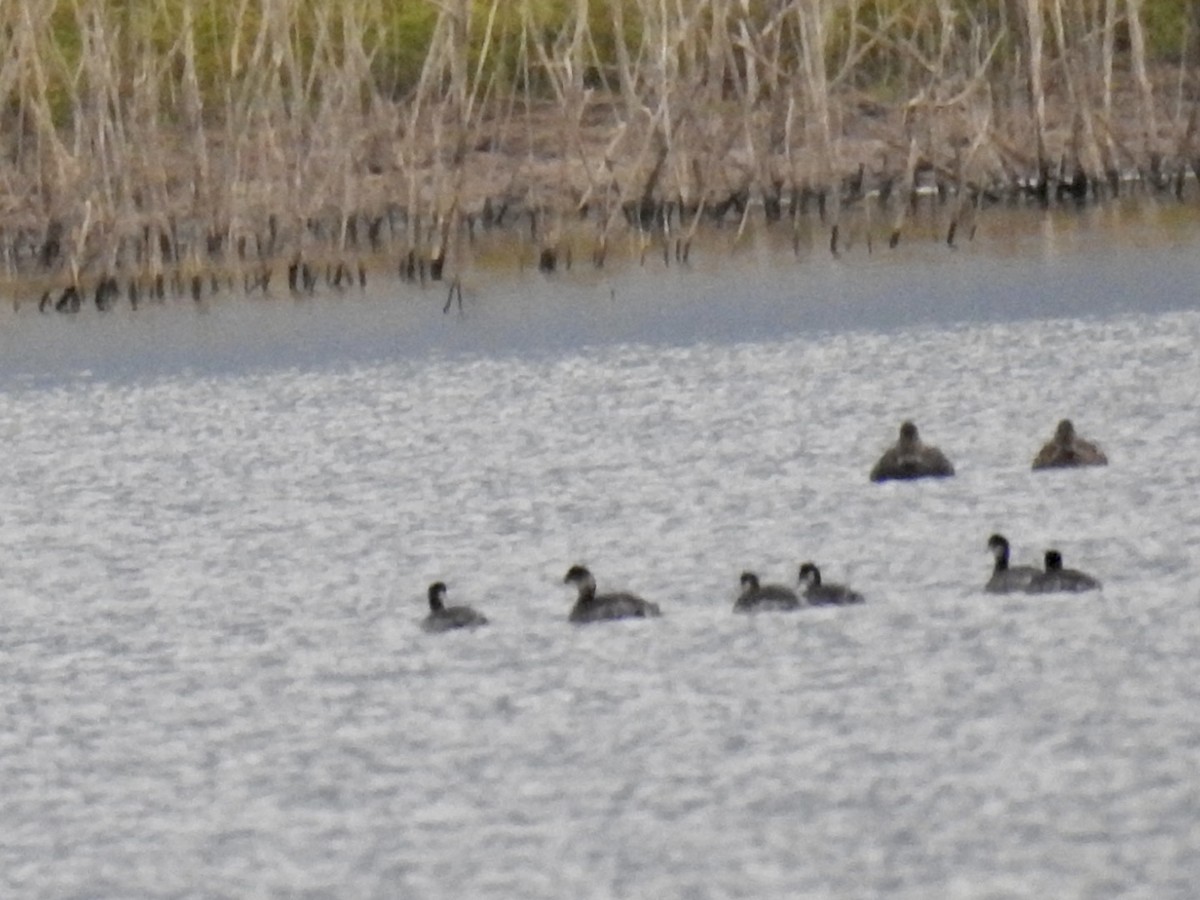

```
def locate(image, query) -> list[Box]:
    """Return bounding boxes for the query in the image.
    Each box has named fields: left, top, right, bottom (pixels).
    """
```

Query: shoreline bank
left=7, top=190, right=1199, bottom=320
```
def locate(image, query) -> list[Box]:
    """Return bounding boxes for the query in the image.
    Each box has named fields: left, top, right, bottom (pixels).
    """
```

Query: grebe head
left=427, top=581, right=447, bottom=612
left=1054, top=419, right=1076, bottom=445
left=563, top=565, right=597, bottom=592
left=898, top=420, right=919, bottom=446
left=1044, top=550, right=1063, bottom=572
left=798, top=562, right=821, bottom=587
left=739, top=571, right=761, bottom=590
left=987, top=534, right=1010, bottom=562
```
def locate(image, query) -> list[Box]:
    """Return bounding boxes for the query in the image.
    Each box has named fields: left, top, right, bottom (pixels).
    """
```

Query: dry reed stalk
left=887, top=135, right=920, bottom=248
left=437, top=0, right=474, bottom=282
left=1124, top=0, right=1157, bottom=163
left=727, top=0, right=771, bottom=244
left=1049, top=0, right=1103, bottom=186
left=1018, top=0, right=1050, bottom=191
left=946, top=104, right=991, bottom=247
left=587, top=0, right=654, bottom=267
left=1068, top=0, right=1119, bottom=181
left=2, top=0, right=1198, bottom=308
left=522, top=0, right=579, bottom=268
left=178, top=2, right=210, bottom=218
left=332, top=2, right=380, bottom=264
left=400, top=6, right=460, bottom=278
left=1175, top=104, right=1197, bottom=200
left=609, top=0, right=638, bottom=119
left=795, top=0, right=840, bottom=254
left=1101, top=0, right=1117, bottom=137
left=14, top=1, right=72, bottom=217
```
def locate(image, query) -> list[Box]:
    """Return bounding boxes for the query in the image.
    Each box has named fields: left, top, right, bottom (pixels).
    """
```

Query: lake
left=2, top=201, right=1200, bottom=897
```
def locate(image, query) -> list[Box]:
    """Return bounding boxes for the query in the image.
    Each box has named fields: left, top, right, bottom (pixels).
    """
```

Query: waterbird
left=798, top=563, right=865, bottom=606
left=563, top=565, right=661, bottom=623
left=869, top=421, right=955, bottom=482
left=421, top=582, right=489, bottom=633
left=1026, top=550, right=1102, bottom=594
left=734, top=572, right=802, bottom=613
left=1032, top=419, right=1108, bottom=470
left=985, top=534, right=1042, bottom=594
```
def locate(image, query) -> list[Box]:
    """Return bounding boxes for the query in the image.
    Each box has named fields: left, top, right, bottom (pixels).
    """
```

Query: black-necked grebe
left=1026, top=550, right=1102, bottom=593
left=734, top=571, right=801, bottom=613
left=798, top=563, right=865, bottom=605
left=421, top=581, right=489, bottom=632
left=985, top=534, right=1041, bottom=594
left=563, top=565, right=661, bottom=623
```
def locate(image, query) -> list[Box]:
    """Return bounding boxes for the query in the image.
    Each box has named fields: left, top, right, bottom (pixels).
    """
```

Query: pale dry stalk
left=1123, top=0, right=1157, bottom=161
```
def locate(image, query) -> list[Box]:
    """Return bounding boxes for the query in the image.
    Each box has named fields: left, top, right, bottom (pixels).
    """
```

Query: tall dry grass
left=1, top=0, right=1197, bottom=303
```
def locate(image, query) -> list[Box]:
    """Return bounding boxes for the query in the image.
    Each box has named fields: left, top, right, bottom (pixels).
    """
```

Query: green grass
left=1141, top=0, right=1199, bottom=63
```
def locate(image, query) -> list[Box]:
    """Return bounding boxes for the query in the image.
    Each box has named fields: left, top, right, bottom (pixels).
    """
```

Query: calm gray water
left=3, top=207, right=1200, bottom=897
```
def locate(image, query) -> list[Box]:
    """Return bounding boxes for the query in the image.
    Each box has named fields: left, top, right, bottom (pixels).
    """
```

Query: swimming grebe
left=1026, top=550, right=1102, bottom=593
left=421, top=581, right=489, bottom=632
left=798, top=563, right=865, bottom=605
left=734, top=571, right=801, bottom=613
left=869, top=421, right=955, bottom=482
left=563, top=565, right=661, bottom=623
left=985, top=534, right=1041, bottom=594
left=1032, top=419, right=1108, bottom=470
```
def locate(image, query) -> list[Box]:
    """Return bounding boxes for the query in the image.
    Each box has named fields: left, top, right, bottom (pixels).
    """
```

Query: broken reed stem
left=1125, top=0, right=1158, bottom=163
left=1019, top=0, right=1050, bottom=185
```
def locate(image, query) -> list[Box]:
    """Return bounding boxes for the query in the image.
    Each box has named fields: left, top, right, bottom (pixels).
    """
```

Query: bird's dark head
left=798, top=562, right=821, bottom=587
left=563, top=565, right=591, bottom=585
left=427, top=581, right=447, bottom=611
left=563, top=565, right=596, bottom=596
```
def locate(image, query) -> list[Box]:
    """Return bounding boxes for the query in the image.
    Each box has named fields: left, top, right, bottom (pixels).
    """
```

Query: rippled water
left=3, top=209, right=1200, bottom=897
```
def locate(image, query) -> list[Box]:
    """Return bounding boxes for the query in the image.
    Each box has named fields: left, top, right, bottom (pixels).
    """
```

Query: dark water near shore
left=2, top=203, right=1200, bottom=897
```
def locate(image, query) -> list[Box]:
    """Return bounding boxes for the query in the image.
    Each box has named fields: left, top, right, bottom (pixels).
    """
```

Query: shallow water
left=3, top=207, right=1200, bottom=897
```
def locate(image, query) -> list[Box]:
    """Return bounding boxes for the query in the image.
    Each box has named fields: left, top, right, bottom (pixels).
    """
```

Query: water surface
left=2, top=206, right=1200, bottom=897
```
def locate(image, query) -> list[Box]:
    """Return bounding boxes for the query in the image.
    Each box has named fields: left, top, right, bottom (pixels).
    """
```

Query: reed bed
left=2, top=0, right=1198, bottom=311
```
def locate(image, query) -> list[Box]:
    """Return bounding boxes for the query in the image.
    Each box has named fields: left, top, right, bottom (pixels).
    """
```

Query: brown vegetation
left=3, top=0, right=1199, bottom=312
